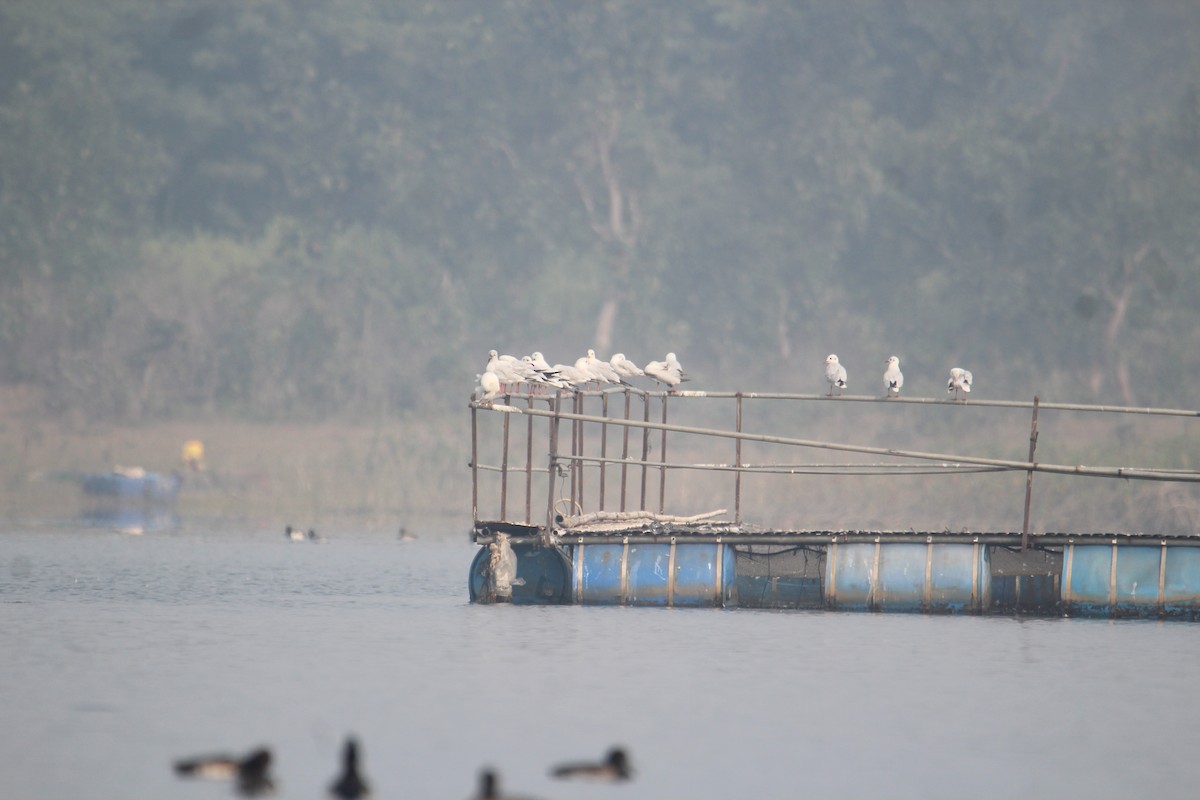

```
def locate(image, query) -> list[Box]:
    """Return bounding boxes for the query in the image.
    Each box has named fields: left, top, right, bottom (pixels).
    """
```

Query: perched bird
left=824, top=354, right=847, bottom=396
left=665, top=352, right=687, bottom=378
left=585, top=349, right=625, bottom=384
left=609, top=353, right=644, bottom=380
left=500, top=354, right=539, bottom=386
left=884, top=356, right=903, bottom=397
left=574, top=349, right=618, bottom=386
left=478, top=371, right=502, bottom=405
left=549, top=362, right=592, bottom=390
left=644, top=352, right=689, bottom=391
left=528, top=352, right=555, bottom=373
left=174, top=746, right=275, bottom=797
left=948, top=367, right=973, bottom=399
left=550, top=747, right=633, bottom=782
left=521, top=356, right=568, bottom=391
left=329, top=736, right=370, bottom=800
left=486, top=350, right=525, bottom=394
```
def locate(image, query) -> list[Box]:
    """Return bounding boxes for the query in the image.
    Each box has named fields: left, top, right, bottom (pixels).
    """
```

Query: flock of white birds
left=478, top=349, right=688, bottom=401
left=825, top=354, right=974, bottom=399
left=476, top=349, right=973, bottom=403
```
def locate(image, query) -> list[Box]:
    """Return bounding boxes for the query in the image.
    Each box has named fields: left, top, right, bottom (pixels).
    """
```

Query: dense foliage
left=2, top=0, right=1199, bottom=420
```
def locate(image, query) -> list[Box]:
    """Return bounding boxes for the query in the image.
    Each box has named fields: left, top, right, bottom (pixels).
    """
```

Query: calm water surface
left=2, top=520, right=1198, bottom=800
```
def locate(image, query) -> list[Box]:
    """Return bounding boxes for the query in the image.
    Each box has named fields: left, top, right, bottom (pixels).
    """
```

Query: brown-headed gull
left=948, top=367, right=973, bottom=399
left=529, top=351, right=555, bottom=373
left=644, top=352, right=689, bottom=390
left=884, top=356, right=903, bottom=397
left=824, top=354, right=847, bottom=395
left=479, top=371, right=501, bottom=404
left=665, top=352, right=688, bottom=380
left=486, top=350, right=528, bottom=393
left=550, top=363, right=591, bottom=390
left=609, top=353, right=644, bottom=380
left=522, top=355, right=568, bottom=391
left=579, top=349, right=624, bottom=384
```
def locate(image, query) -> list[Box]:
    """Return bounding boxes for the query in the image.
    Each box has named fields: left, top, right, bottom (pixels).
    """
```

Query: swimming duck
left=329, top=736, right=370, bottom=800
left=285, top=525, right=318, bottom=541
left=471, top=768, right=541, bottom=800
left=550, top=746, right=632, bottom=782
left=174, top=746, right=275, bottom=797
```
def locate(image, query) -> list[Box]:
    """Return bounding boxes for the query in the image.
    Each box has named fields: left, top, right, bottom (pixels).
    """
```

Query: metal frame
left=469, top=388, right=1200, bottom=546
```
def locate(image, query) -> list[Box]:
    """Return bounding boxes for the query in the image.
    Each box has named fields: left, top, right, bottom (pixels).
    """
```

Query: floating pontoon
left=468, top=389, right=1200, bottom=619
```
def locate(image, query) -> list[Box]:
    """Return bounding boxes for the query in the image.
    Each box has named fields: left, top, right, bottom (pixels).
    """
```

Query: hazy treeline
left=2, top=0, right=1200, bottom=422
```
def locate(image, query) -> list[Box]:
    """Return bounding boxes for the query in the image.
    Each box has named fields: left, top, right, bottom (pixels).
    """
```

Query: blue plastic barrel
left=468, top=542, right=572, bottom=604
left=1062, top=543, right=1200, bottom=619
left=570, top=541, right=736, bottom=607
left=825, top=541, right=990, bottom=612
left=1162, top=547, right=1200, bottom=618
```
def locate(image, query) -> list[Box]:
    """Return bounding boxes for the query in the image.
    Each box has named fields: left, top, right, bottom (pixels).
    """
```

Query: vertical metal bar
left=577, top=392, right=586, bottom=513
left=639, top=393, right=650, bottom=510
left=620, top=390, right=631, bottom=511
left=525, top=396, right=534, bottom=523
left=735, top=393, right=743, bottom=524
left=714, top=542, right=725, bottom=607
left=658, top=394, right=669, bottom=514
left=666, top=538, right=677, bottom=607
left=471, top=404, right=479, bottom=525
left=620, top=538, right=630, bottom=604
left=599, top=393, right=609, bottom=510
left=1109, top=540, right=1119, bottom=617
left=1062, top=542, right=1075, bottom=606
left=1158, top=541, right=1168, bottom=616
left=500, top=398, right=511, bottom=521
left=571, top=392, right=582, bottom=514
left=827, top=539, right=839, bottom=609
left=972, top=539, right=981, bottom=611
left=923, top=538, right=933, bottom=612
left=870, top=538, right=881, bottom=611
left=1021, top=396, right=1040, bottom=552
left=574, top=542, right=585, bottom=604
left=545, top=395, right=561, bottom=544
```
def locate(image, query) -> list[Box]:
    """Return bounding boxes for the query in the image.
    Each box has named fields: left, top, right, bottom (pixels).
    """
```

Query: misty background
left=3, top=1, right=1200, bottom=532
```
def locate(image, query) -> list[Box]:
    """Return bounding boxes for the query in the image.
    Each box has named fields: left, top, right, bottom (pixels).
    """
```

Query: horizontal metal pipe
left=476, top=455, right=1006, bottom=475
left=549, top=454, right=1007, bottom=476
left=553, top=533, right=1200, bottom=547
left=471, top=403, right=1200, bottom=483
left=483, top=392, right=1200, bottom=418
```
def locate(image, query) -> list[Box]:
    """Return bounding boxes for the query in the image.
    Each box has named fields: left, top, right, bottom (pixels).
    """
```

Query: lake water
left=2, top=519, right=1198, bottom=800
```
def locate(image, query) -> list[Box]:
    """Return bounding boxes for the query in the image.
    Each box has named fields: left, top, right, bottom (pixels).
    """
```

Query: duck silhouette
left=174, top=746, right=274, bottom=797
left=550, top=746, right=632, bottom=781
left=471, top=768, right=542, bottom=800
left=328, top=736, right=370, bottom=799
left=285, top=525, right=319, bottom=542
